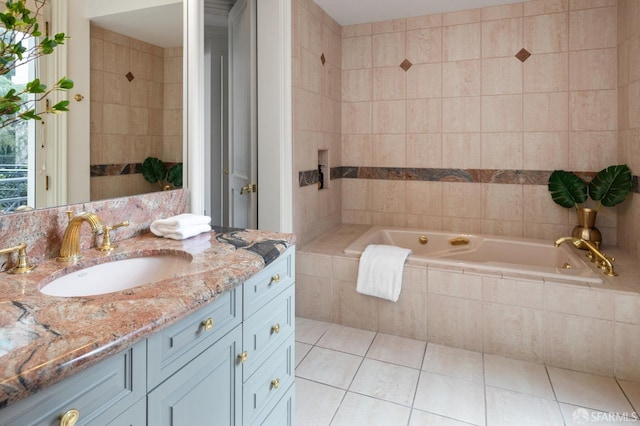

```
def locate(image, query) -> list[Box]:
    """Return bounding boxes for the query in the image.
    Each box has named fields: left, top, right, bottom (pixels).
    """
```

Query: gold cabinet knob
left=201, top=318, right=214, bottom=331
left=271, top=323, right=280, bottom=334
left=271, top=274, right=280, bottom=284
left=237, top=351, right=248, bottom=363
left=59, top=409, right=80, bottom=426
left=419, top=235, right=428, bottom=245
left=271, top=378, right=280, bottom=389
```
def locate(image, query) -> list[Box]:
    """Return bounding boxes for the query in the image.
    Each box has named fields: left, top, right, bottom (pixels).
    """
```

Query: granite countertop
left=0, top=228, right=296, bottom=408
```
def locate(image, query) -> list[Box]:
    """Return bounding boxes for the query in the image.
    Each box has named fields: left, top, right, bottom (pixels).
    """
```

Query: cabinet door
left=148, top=326, right=242, bottom=426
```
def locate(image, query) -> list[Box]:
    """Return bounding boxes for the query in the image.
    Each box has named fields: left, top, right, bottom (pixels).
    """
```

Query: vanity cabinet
left=0, top=246, right=295, bottom=426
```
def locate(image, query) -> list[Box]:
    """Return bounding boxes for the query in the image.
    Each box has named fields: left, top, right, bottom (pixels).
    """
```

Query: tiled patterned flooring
left=295, top=317, right=640, bottom=426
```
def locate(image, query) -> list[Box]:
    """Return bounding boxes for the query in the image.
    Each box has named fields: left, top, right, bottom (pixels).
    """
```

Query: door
left=227, top=0, right=257, bottom=229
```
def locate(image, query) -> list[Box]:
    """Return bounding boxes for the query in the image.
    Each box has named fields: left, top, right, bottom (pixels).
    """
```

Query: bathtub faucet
left=554, top=237, right=617, bottom=277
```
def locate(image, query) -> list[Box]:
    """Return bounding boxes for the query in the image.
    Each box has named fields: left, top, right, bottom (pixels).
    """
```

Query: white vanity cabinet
left=0, top=246, right=295, bottom=426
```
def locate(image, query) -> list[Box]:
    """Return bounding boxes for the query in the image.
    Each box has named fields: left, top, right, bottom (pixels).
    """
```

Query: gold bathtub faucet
left=57, top=211, right=104, bottom=263
left=554, top=236, right=617, bottom=277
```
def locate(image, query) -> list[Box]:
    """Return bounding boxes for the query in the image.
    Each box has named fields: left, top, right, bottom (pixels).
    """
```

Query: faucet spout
left=57, top=212, right=104, bottom=263
left=554, top=236, right=617, bottom=277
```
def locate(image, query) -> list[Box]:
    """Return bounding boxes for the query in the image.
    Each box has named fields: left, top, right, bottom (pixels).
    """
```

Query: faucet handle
left=97, top=221, right=130, bottom=252
left=0, top=242, right=36, bottom=274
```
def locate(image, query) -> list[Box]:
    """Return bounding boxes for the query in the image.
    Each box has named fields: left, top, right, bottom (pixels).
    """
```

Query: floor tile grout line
left=615, top=377, right=640, bottom=414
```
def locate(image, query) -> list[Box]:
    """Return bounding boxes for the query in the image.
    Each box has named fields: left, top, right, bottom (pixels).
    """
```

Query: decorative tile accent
left=125, top=71, right=135, bottom=81
left=320, top=53, right=326, bottom=66
left=515, top=48, right=531, bottom=63
left=400, top=59, right=413, bottom=71
left=297, top=167, right=632, bottom=188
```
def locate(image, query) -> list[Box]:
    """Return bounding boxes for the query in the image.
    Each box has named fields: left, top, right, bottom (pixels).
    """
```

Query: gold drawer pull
left=271, top=378, right=280, bottom=389
left=238, top=351, right=248, bottom=363
left=271, top=274, right=280, bottom=284
left=201, top=318, right=214, bottom=331
left=271, top=323, right=281, bottom=334
left=60, top=409, right=80, bottom=426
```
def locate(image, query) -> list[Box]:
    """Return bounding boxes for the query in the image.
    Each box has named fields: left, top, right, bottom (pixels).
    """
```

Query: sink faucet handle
left=97, top=221, right=130, bottom=252
left=0, top=242, right=36, bottom=274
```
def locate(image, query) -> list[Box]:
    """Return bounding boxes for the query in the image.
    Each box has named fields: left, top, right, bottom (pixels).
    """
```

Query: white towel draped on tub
left=356, top=244, right=412, bottom=302
left=150, top=214, right=212, bottom=240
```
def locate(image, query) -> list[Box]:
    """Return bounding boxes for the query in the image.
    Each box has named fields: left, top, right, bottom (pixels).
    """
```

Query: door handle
left=240, top=184, right=257, bottom=195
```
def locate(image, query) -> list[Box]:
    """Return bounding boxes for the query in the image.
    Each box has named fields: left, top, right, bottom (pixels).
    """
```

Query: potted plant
left=142, top=156, right=183, bottom=190
left=548, top=164, right=633, bottom=247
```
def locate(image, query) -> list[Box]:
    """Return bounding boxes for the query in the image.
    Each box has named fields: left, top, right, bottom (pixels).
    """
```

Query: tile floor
left=295, top=317, right=640, bottom=426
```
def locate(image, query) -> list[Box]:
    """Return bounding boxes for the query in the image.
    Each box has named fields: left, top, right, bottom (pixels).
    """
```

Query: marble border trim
left=299, top=167, right=640, bottom=193
left=90, top=163, right=143, bottom=177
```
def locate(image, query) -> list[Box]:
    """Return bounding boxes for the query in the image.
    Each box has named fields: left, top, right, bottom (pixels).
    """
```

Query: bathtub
left=344, top=226, right=603, bottom=284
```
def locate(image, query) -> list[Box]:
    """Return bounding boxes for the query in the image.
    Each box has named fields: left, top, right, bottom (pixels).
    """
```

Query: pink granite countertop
left=0, top=228, right=296, bottom=408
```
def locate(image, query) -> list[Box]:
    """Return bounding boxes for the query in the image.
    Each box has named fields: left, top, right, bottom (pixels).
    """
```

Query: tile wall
left=89, top=25, right=183, bottom=201
left=292, top=0, right=343, bottom=245
left=339, top=0, right=621, bottom=243
left=617, top=0, right=640, bottom=258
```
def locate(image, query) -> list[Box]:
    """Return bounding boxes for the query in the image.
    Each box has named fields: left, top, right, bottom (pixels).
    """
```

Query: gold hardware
left=224, top=169, right=229, bottom=175
left=73, top=94, right=84, bottom=102
left=418, top=235, right=428, bottom=245
left=45, top=175, right=49, bottom=190
left=449, top=237, right=470, bottom=246
left=240, top=183, right=257, bottom=195
left=271, top=378, right=280, bottom=389
left=554, top=237, right=617, bottom=277
left=562, top=262, right=572, bottom=269
left=57, top=212, right=104, bottom=263
left=271, top=274, right=280, bottom=284
left=97, top=221, right=130, bottom=252
left=59, top=409, right=80, bottom=426
left=201, top=318, right=214, bottom=331
left=237, top=351, right=248, bottom=363
left=271, top=323, right=280, bottom=334
left=0, top=242, right=36, bottom=274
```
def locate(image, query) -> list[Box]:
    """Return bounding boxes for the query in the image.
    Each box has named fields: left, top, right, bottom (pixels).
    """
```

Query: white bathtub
left=344, top=226, right=603, bottom=284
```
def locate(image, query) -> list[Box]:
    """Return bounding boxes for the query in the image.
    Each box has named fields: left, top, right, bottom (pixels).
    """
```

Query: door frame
left=186, top=0, right=292, bottom=233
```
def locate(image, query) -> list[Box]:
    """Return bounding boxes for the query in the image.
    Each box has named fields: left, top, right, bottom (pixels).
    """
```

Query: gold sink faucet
left=0, top=242, right=36, bottom=274
left=57, top=212, right=104, bottom=263
left=554, top=236, right=617, bottom=277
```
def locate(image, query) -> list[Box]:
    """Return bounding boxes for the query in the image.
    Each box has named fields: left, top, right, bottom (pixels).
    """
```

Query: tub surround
left=0, top=227, right=296, bottom=408
left=297, top=224, right=640, bottom=380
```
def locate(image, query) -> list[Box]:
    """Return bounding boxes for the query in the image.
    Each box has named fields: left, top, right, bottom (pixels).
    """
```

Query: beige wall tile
left=442, top=134, right=482, bottom=168
left=442, top=182, right=484, bottom=218
left=482, top=57, right=523, bottom=95
left=443, top=97, right=481, bottom=132
left=442, top=60, right=481, bottom=97
left=371, top=180, right=406, bottom=213
left=482, top=18, right=523, bottom=58
left=523, top=132, right=569, bottom=169
left=482, top=3, right=524, bottom=21
left=428, top=294, right=484, bottom=351
left=443, top=8, right=482, bottom=26
left=406, top=28, right=442, bottom=64
left=483, top=276, right=544, bottom=309
left=614, top=322, right=640, bottom=381
left=406, top=14, right=443, bottom=30
left=342, top=134, right=372, bottom=166
left=342, top=23, right=372, bottom=38
left=523, top=92, right=569, bottom=131
left=544, top=312, right=614, bottom=376
left=372, top=100, right=406, bottom=133
left=373, top=67, right=406, bottom=100
left=342, top=69, right=372, bottom=102
left=569, top=49, right=617, bottom=91
left=614, top=294, right=640, bottom=324
left=523, top=52, right=569, bottom=93
left=342, top=36, right=372, bottom=70
left=406, top=181, right=443, bottom=217
left=332, top=279, right=378, bottom=330
left=484, top=303, right=545, bottom=362
left=482, top=184, right=523, bottom=221
left=524, top=12, right=569, bottom=53
left=428, top=269, right=483, bottom=300
left=406, top=63, right=443, bottom=99
left=443, top=23, right=482, bottom=61
left=522, top=185, right=571, bottom=224
left=569, top=7, right=617, bottom=50
left=342, top=102, right=371, bottom=134
left=372, top=18, right=406, bottom=34
left=406, top=134, right=442, bottom=168
left=482, top=95, right=523, bottom=132
left=372, top=32, right=405, bottom=67
left=544, top=283, right=614, bottom=320
left=481, top=132, right=523, bottom=169
left=371, top=135, right=406, bottom=167
left=407, top=99, right=442, bottom=134
left=296, top=274, right=333, bottom=321
left=568, top=131, right=618, bottom=170
left=524, top=0, right=569, bottom=16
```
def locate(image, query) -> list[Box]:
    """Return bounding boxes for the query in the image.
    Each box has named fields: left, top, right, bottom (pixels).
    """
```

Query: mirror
left=0, top=0, right=185, bottom=213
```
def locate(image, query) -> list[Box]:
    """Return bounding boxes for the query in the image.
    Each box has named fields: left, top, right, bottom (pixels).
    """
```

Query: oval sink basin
left=40, top=254, right=193, bottom=297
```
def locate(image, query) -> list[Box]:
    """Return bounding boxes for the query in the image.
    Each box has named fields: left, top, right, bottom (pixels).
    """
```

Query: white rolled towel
left=356, top=244, right=412, bottom=302
left=150, top=214, right=212, bottom=240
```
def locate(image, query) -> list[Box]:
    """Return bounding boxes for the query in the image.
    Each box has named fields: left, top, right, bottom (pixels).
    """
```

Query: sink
left=40, top=254, right=193, bottom=297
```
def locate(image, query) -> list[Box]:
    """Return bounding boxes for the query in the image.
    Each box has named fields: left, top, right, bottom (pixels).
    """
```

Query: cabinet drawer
left=244, top=247, right=295, bottom=318
left=147, top=287, right=241, bottom=390
left=243, top=284, right=294, bottom=381
left=257, top=383, right=295, bottom=426
left=0, top=340, right=145, bottom=426
left=242, top=341, right=294, bottom=425
left=105, top=396, right=146, bottom=426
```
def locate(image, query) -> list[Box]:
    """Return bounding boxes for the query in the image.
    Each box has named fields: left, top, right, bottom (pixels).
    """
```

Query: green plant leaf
left=588, top=164, right=632, bottom=207
left=142, top=157, right=167, bottom=184
left=548, top=170, right=588, bottom=208
left=167, top=163, right=183, bottom=187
